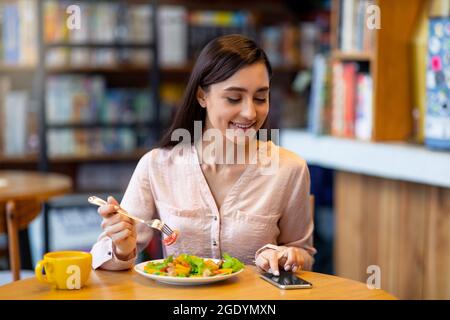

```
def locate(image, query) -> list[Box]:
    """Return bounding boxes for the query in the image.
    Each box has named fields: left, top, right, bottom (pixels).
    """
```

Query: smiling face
left=197, top=62, right=270, bottom=145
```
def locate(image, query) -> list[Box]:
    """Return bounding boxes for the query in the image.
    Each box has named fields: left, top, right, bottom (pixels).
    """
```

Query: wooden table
left=0, top=266, right=396, bottom=299
left=0, top=170, right=72, bottom=281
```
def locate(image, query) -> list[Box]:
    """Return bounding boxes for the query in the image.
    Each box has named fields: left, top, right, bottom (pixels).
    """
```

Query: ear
left=196, top=87, right=207, bottom=108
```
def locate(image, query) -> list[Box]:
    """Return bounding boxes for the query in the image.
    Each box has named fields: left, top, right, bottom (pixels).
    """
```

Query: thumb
left=107, top=196, right=119, bottom=206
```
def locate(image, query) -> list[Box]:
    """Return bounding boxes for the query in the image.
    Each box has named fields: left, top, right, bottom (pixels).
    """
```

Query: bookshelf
left=330, top=0, right=427, bottom=141
left=1, top=0, right=328, bottom=256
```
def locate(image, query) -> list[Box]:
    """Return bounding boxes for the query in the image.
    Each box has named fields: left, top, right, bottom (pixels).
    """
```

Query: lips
left=229, top=121, right=255, bottom=130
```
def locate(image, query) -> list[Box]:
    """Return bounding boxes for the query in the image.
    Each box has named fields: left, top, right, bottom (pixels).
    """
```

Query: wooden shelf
left=281, top=129, right=450, bottom=188
left=45, top=42, right=154, bottom=49
left=332, top=50, right=374, bottom=61
left=0, top=64, right=36, bottom=72
left=46, top=65, right=151, bottom=74
left=45, top=64, right=305, bottom=75
left=47, top=121, right=156, bottom=129
left=50, top=150, right=148, bottom=162
left=330, top=0, right=426, bottom=141
left=0, top=154, right=38, bottom=163
left=0, top=149, right=148, bottom=164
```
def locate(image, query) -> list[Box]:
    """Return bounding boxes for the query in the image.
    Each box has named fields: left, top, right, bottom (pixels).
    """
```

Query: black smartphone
left=259, top=270, right=313, bottom=289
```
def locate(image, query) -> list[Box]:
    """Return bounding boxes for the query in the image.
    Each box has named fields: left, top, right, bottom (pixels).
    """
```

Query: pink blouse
left=91, top=140, right=316, bottom=270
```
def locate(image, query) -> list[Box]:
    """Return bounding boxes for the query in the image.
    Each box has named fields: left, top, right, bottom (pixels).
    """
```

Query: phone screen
left=260, top=270, right=313, bottom=289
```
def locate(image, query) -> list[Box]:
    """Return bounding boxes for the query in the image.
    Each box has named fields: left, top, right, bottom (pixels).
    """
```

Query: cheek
left=256, top=105, right=269, bottom=123
left=207, top=101, right=238, bottom=127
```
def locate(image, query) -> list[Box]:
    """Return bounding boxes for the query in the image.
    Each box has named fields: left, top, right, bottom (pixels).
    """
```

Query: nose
left=240, top=99, right=257, bottom=121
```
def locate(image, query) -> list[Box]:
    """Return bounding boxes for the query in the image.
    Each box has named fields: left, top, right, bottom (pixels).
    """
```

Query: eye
left=227, top=97, right=241, bottom=104
left=254, top=97, right=267, bottom=104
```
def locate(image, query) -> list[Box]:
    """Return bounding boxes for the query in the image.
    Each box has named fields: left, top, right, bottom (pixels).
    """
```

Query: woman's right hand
left=98, top=196, right=137, bottom=260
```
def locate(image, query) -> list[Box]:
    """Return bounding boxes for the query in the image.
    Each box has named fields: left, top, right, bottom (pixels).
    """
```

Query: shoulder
left=139, top=144, right=193, bottom=166
left=261, top=140, right=308, bottom=177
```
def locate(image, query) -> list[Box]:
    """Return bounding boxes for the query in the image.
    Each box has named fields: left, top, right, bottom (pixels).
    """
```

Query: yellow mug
left=35, top=251, right=92, bottom=290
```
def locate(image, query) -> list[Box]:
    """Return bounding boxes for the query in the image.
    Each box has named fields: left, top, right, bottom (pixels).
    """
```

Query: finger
left=105, top=221, right=134, bottom=238
left=107, top=196, right=120, bottom=206
left=292, top=251, right=304, bottom=273
left=268, top=251, right=280, bottom=276
left=101, top=213, right=122, bottom=229
left=98, top=204, right=118, bottom=218
left=277, top=250, right=288, bottom=267
left=111, top=228, right=133, bottom=243
left=255, top=254, right=270, bottom=272
left=283, top=249, right=296, bottom=271
left=101, top=212, right=133, bottom=229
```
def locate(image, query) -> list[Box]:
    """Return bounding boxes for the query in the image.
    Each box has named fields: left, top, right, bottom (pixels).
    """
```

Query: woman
left=91, top=34, right=316, bottom=276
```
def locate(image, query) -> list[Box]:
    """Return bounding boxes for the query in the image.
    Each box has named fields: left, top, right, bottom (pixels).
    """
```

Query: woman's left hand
left=255, top=247, right=305, bottom=276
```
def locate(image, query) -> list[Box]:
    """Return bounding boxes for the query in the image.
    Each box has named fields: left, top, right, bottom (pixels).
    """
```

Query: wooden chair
left=0, top=200, right=42, bottom=281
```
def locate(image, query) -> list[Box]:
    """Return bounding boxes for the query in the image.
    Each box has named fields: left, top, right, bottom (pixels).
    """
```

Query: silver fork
left=88, top=196, right=174, bottom=237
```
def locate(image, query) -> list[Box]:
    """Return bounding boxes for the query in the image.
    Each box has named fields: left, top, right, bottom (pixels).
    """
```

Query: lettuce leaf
left=221, top=253, right=244, bottom=272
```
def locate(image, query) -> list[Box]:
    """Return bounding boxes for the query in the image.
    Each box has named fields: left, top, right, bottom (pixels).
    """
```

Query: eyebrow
left=223, top=86, right=269, bottom=93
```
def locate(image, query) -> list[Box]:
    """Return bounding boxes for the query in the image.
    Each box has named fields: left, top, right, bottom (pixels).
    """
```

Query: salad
left=143, top=253, right=244, bottom=277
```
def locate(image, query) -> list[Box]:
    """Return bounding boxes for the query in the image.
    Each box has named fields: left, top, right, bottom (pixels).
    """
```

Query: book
left=343, top=62, right=357, bottom=137
left=425, top=17, right=450, bottom=150
left=339, top=0, right=375, bottom=53
left=332, top=61, right=345, bottom=136
left=2, top=3, right=20, bottom=64
left=0, top=77, right=11, bottom=153
left=355, top=73, right=372, bottom=140
left=4, top=91, right=28, bottom=155
left=308, top=54, right=327, bottom=134
left=18, top=0, right=37, bottom=65
left=158, top=6, right=187, bottom=67
left=340, top=0, right=354, bottom=52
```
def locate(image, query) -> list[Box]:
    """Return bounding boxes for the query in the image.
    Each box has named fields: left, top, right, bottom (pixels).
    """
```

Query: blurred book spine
left=46, top=75, right=155, bottom=157
left=44, top=0, right=153, bottom=67
left=46, top=75, right=154, bottom=125
left=308, top=54, right=328, bottom=135
left=0, top=0, right=37, bottom=66
left=3, top=91, right=28, bottom=155
left=188, top=10, right=256, bottom=62
left=354, top=73, right=372, bottom=140
left=331, top=60, right=372, bottom=139
left=338, top=0, right=374, bottom=53
left=159, top=6, right=187, bottom=67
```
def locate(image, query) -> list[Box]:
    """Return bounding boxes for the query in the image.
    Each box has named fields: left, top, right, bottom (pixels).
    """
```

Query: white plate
left=134, top=258, right=244, bottom=286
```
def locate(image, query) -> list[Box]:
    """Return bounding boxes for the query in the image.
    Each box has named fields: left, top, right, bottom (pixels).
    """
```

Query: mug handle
left=35, top=260, right=52, bottom=284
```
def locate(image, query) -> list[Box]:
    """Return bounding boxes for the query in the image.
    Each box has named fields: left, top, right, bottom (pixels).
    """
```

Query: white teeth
left=231, top=122, right=253, bottom=129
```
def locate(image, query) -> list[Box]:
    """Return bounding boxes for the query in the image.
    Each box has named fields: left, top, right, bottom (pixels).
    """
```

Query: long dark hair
left=158, top=34, right=273, bottom=148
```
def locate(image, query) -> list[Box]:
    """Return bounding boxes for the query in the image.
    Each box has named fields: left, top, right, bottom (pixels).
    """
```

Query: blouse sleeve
left=90, top=150, right=157, bottom=270
left=278, top=162, right=316, bottom=269
left=255, top=161, right=317, bottom=270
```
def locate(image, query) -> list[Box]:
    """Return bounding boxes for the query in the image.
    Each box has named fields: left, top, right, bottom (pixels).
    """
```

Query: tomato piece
left=162, top=230, right=179, bottom=246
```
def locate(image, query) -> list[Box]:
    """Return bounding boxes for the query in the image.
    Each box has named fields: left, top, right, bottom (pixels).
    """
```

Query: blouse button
left=214, top=216, right=218, bottom=221
left=213, top=241, right=217, bottom=246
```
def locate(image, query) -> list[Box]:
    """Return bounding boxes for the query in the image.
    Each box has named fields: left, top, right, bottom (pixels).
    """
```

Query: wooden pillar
left=334, top=171, right=450, bottom=299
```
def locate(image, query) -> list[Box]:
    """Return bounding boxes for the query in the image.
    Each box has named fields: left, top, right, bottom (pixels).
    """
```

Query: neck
left=195, top=133, right=259, bottom=167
